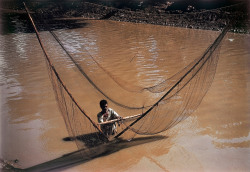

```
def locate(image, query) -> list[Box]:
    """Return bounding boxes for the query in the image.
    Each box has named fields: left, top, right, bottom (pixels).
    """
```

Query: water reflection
left=12, top=34, right=28, bottom=59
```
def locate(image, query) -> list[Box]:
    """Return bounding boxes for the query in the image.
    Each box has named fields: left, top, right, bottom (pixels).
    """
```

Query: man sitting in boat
left=97, top=99, right=122, bottom=136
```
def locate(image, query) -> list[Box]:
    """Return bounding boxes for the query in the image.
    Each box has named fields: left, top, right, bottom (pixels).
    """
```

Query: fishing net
left=24, top=2, right=229, bottom=155
left=45, top=26, right=228, bottom=140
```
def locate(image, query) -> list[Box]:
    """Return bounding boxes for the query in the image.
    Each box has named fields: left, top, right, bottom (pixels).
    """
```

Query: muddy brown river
left=0, top=20, right=249, bottom=171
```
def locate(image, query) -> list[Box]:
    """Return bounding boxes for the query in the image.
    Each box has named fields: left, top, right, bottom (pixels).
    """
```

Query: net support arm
left=115, top=25, right=229, bottom=139
left=23, top=2, right=108, bottom=141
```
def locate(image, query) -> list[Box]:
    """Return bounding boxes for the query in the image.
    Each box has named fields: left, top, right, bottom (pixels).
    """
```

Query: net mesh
left=47, top=62, right=109, bottom=154
left=46, top=27, right=227, bottom=140
left=24, top=2, right=229, bottom=155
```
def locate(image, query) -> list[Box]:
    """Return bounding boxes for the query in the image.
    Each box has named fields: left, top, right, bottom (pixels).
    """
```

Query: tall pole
left=23, top=2, right=108, bottom=141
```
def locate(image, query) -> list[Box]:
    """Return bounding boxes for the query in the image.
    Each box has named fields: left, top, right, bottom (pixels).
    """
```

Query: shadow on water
left=0, top=1, right=83, bottom=34
left=4, top=135, right=167, bottom=172
left=62, top=132, right=109, bottom=148
left=0, top=10, right=89, bottom=35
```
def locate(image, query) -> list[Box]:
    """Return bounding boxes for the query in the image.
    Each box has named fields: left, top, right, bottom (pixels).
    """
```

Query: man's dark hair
left=100, top=99, right=107, bottom=108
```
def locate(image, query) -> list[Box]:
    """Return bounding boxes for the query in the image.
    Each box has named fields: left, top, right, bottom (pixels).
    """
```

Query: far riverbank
left=1, top=1, right=249, bottom=34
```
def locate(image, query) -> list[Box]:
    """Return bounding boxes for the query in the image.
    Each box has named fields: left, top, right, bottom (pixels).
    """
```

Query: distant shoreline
left=64, top=2, right=249, bottom=33
left=1, top=1, right=249, bottom=34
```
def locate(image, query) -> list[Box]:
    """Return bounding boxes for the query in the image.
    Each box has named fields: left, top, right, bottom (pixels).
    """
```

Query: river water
left=0, top=18, right=250, bottom=171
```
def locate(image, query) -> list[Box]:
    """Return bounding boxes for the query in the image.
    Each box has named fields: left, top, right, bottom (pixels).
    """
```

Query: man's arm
left=109, top=108, right=122, bottom=119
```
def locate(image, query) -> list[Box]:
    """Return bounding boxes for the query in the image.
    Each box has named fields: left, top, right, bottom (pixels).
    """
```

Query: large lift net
left=24, top=3, right=229, bottom=156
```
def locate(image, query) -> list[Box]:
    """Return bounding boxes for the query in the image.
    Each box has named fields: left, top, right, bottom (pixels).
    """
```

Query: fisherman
left=97, top=99, right=122, bottom=136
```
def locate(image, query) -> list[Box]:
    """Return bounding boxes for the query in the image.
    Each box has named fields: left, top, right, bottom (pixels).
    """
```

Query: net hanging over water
left=24, top=3, right=229, bottom=156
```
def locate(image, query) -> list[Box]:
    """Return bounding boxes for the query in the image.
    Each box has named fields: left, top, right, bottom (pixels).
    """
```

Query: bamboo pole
left=98, top=114, right=142, bottom=125
left=23, top=2, right=108, bottom=141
